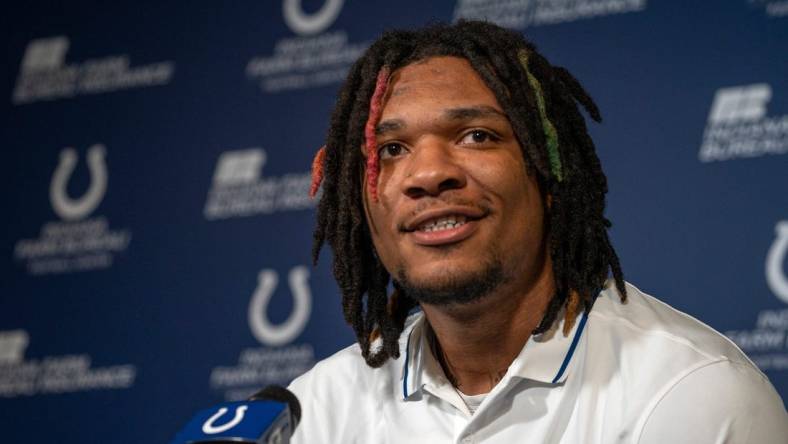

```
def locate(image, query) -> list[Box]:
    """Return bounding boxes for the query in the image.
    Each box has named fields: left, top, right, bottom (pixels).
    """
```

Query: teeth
left=419, top=215, right=467, bottom=232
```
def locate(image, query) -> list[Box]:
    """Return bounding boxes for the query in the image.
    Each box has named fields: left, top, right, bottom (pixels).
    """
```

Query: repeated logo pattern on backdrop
left=12, top=36, right=174, bottom=105
left=699, top=84, right=788, bottom=162
left=725, top=222, right=788, bottom=372
left=767, top=222, right=788, bottom=304
left=13, top=145, right=132, bottom=275
left=245, top=0, right=369, bottom=92
left=204, top=148, right=314, bottom=220
left=749, top=0, right=788, bottom=17
left=453, top=0, right=647, bottom=29
left=1, top=1, right=785, bottom=443
left=0, top=329, right=137, bottom=398
left=209, top=266, right=315, bottom=401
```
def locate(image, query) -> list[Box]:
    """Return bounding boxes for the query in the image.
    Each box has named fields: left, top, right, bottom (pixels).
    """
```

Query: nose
left=401, top=139, right=466, bottom=199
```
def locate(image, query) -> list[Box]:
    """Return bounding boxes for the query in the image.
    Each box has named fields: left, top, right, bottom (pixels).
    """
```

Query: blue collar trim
left=402, top=328, right=414, bottom=399
left=551, top=309, right=589, bottom=384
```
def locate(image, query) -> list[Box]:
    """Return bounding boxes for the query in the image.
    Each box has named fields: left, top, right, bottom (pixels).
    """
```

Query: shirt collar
left=399, top=301, right=593, bottom=400
left=508, top=308, right=590, bottom=384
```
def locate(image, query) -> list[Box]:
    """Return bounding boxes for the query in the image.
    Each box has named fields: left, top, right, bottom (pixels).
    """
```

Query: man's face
left=365, top=56, right=549, bottom=305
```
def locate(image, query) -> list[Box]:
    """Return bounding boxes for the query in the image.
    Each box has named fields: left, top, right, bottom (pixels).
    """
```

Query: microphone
left=170, top=385, right=301, bottom=444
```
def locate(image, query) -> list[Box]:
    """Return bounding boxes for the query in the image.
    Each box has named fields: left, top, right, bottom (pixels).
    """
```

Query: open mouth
left=402, top=206, right=487, bottom=233
left=417, top=215, right=468, bottom=232
left=403, top=209, right=487, bottom=246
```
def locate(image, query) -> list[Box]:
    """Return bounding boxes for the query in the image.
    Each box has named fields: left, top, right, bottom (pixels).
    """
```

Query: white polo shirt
left=288, top=282, right=788, bottom=443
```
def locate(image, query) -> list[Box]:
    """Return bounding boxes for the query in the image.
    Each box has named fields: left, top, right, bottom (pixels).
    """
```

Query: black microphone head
left=248, top=385, right=301, bottom=430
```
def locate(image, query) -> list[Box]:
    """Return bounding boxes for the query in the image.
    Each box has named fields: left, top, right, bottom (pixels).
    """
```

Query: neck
left=420, top=259, right=554, bottom=395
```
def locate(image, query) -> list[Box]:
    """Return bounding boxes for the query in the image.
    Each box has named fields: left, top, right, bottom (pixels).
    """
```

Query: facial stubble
left=394, top=248, right=510, bottom=306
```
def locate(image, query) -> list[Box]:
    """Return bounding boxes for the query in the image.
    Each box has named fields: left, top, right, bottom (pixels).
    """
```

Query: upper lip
left=401, top=206, right=488, bottom=232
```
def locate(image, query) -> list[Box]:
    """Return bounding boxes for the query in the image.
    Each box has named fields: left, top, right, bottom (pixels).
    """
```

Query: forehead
left=383, top=56, right=502, bottom=112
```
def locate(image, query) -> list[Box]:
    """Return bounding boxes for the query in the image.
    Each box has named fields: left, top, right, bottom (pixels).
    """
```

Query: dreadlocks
left=310, top=20, right=626, bottom=368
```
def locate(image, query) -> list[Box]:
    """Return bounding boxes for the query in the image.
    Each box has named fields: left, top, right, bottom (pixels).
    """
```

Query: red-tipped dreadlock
left=308, top=68, right=390, bottom=201
left=363, top=67, right=390, bottom=202
left=309, top=145, right=327, bottom=199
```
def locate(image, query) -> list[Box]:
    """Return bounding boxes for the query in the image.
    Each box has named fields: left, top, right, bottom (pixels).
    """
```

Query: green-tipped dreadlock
left=309, top=20, right=626, bottom=368
left=518, top=49, right=563, bottom=182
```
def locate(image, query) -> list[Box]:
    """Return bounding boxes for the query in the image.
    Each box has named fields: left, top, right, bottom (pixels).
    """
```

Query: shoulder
left=287, top=314, right=418, bottom=443
left=288, top=340, right=397, bottom=412
left=289, top=341, right=369, bottom=392
left=287, top=343, right=367, bottom=443
left=589, top=281, right=757, bottom=371
left=636, top=359, right=788, bottom=443
left=289, top=313, right=418, bottom=400
left=587, top=281, right=787, bottom=442
left=287, top=343, right=388, bottom=443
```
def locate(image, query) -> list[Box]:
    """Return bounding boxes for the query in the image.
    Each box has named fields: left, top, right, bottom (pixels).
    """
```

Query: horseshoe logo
left=283, top=0, right=344, bottom=36
left=202, top=405, right=248, bottom=434
left=49, top=144, right=108, bottom=221
left=766, top=221, right=788, bottom=304
left=249, top=266, right=312, bottom=346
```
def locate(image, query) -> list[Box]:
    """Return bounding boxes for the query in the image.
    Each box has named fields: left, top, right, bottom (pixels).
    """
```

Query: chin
left=394, top=258, right=507, bottom=306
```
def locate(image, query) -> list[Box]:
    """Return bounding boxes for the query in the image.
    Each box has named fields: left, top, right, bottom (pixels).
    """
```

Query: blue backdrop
left=1, top=1, right=786, bottom=442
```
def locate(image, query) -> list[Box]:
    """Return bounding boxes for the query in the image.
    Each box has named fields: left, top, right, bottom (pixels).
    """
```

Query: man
left=290, top=21, right=787, bottom=443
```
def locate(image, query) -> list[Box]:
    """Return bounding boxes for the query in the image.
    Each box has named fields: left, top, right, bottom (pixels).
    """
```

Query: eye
left=459, top=129, right=499, bottom=145
left=378, top=143, right=408, bottom=159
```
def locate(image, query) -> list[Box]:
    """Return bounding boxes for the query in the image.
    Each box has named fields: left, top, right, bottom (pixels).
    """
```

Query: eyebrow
left=375, top=105, right=508, bottom=135
left=375, top=120, right=405, bottom=135
left=445, top=105, right=508, bottom=121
